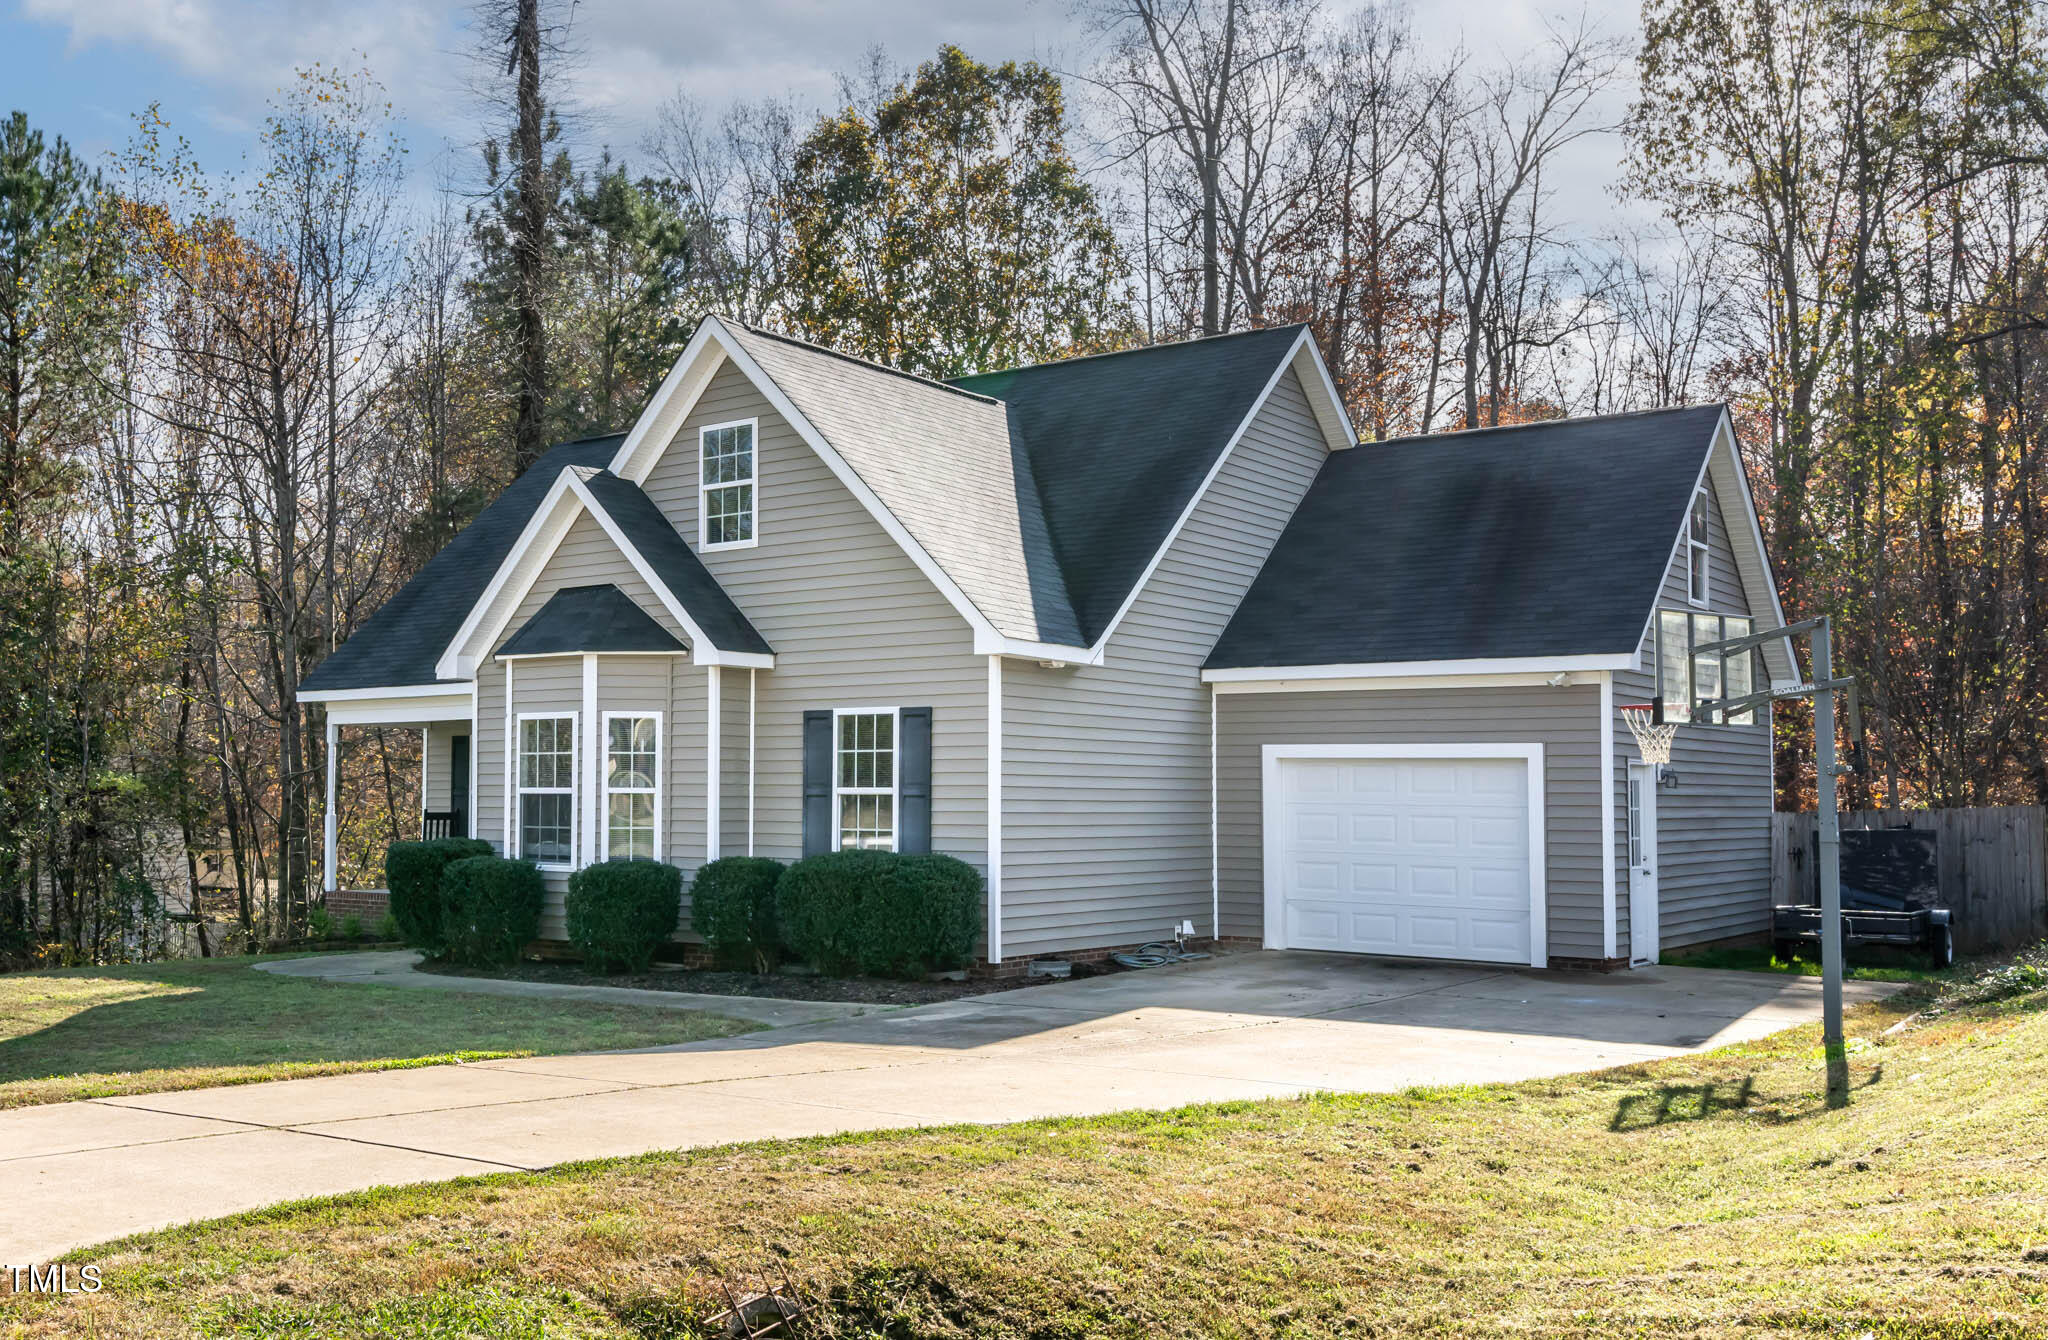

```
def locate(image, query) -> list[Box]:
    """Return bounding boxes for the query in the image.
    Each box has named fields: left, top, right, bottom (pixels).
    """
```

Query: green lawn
left=1666, top=941, right=1966, bottom=983
left=7, top=958, right=2047, bottom=1338
left=0, top=954, right=756, bottom=1109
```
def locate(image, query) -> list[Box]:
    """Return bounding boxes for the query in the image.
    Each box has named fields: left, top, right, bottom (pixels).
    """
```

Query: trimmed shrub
left=567, top=860, right=684, bottom=973
left=688, top=857, right=789, bottom=972
left=385, top=838, right=492, bottom=956
left=440, top=855, right=545, bottom=967
left=340, top=914, right=364, bottom=941
left=777, top=851, right=981, bottom=979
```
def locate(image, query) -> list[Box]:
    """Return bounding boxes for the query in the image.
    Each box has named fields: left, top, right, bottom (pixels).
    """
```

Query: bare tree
left=645, top=93, right=802, bottom=326
left=1089, top=0, right=1316, bottom=335
left=1436, top=17, right=1621, bottom=426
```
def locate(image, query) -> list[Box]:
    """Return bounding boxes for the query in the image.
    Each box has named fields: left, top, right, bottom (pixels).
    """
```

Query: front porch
left=310, top=684, right=477, bottom=899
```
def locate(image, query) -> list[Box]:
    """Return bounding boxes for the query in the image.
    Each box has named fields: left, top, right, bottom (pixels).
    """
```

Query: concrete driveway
left=0, top=951, right=1898, bottom=1262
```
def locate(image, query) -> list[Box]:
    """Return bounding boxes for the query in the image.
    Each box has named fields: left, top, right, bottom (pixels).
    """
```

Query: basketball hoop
left=1620, top=702, right=1678, bottom=768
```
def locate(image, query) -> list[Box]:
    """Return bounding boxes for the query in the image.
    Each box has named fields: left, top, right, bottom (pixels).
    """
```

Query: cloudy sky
left=4, top=0, right=1643, bottom=231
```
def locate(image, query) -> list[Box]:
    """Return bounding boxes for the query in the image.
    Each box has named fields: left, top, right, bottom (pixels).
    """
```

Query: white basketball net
left=1622, top=706, right=1678, bottom=766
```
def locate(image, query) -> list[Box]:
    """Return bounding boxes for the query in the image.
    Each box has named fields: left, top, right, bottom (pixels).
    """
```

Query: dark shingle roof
left=952, top=325, right=1311, bottom=642
left=1204, top=405, right=1727, bottom=670
left=299, top=435, right=624, bottom=693
left=495, top=584, right=687, bottom=657
left=577, top=471, right=773, bottom=657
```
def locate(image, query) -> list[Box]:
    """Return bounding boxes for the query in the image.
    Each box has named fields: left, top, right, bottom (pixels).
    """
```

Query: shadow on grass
left=1609, top=1065, right=1885, bottom=1131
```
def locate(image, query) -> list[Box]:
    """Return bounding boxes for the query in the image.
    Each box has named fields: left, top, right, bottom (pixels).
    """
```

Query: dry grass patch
left=5, top=971, right=2048, bottom=1338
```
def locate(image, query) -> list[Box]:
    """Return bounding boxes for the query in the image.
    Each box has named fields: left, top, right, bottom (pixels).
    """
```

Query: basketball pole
left=1813, top=618, right=1848, bottom=1106
left=1691, top=614, right=1854, bottom=1107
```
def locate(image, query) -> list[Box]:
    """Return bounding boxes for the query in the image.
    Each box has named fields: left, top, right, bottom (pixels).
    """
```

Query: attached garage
left=1261, top=745, right=1547, bottom=967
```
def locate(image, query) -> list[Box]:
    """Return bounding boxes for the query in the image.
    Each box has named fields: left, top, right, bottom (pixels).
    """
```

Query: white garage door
left=1270, top=755, right=1534, bottom=964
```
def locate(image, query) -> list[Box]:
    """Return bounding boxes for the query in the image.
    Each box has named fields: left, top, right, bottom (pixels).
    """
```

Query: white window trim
left=600, top=709, right=663, bottom=863
left=1687, top=487, right=1711, bottom=607
left=832, top=705, right=901, bottom=853
left=699, top=416, right=759, bottom=552
left=515, top=709, right=579, bottom=872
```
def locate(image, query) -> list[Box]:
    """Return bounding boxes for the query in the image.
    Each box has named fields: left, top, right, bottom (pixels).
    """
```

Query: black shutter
left=898, top=707, right=932, bottom=854
left=802, top=710, right=833, bottom=856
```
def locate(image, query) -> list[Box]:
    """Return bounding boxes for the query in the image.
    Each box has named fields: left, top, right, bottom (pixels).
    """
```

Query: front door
left=450, top=734, right=471, bottom=835
left=1626, top=762, right=1659, bottom=965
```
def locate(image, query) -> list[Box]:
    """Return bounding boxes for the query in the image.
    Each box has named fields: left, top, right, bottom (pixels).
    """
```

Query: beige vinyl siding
left=644, top=362, right=987, bottom=873
left=1612, top=467, right=1774, bottom=957
left=719, top=668, right=754, bottom=859
left=1000, top=371, right=1328, bottom=958
left=476, top=659, right=505, bottom=850
left=422, top=722, right=457, bottom=817
left=1216, top=684, right=1607, bottom=963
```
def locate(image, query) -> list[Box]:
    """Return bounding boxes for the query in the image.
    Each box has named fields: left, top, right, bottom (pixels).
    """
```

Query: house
left=298, top=316, right=1794, bottom=971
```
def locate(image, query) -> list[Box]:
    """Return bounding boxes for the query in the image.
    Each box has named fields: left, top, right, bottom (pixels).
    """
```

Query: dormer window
left=700, top=418, right=757, bottom=550
left=1686, top=487, right=1710, bottom=606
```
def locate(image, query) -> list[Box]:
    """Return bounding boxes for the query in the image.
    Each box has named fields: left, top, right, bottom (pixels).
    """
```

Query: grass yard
left=1667, top=942, right=1965, bottom=983
left=0, top=955, right=756, bottom=1109
left=5, top=960, right=2046, bottom=1338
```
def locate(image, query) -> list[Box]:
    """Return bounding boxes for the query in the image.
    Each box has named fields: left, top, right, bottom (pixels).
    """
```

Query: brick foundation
left=644, top=935, right=1246, bottom=978
left=324, top=888, right=390, bottom=924
left=978, top=936, right=1240, bottom=980
left=1546, top=955, right=1630, bottom=973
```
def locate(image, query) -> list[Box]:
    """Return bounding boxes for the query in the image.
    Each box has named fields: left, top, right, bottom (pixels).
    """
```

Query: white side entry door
left=1627, top=762, right=1660, bottom=965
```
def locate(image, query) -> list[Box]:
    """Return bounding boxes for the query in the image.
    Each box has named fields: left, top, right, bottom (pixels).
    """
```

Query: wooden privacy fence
left=1771, top=807, right=2048, bottom=955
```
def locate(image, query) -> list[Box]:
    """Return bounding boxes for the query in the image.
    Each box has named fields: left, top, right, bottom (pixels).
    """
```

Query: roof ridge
left=1365, top=402, right=1727, bottom=451
left=951, top=322, right=1308, bottom=384
left=726, top=320, right=1005, bottom=407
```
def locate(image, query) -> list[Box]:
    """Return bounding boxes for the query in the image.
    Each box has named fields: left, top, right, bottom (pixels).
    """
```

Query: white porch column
left=583, top=654, right=600, bottom=866
left=322, top=717, right=338, bottom=893
left=986, top=654, right=1003, bottom=965
left=747, top=667, right=757, bottom=856
left=706, top=665, right=722, bottom=861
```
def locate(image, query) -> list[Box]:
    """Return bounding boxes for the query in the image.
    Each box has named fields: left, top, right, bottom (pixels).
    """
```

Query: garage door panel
left=1294, top=810, right=1343, bottom=845
left=1469, top=865, right=1525, bottom=900
left=1351, top=813, right=1398, bottom=845
left=1468, top=814, right=1523, bottom=850
left=1407, top=814, right=1458, bottom=848
left=1273, top=755, right=1533, bottom=965
left=1349, top=861, right=1398, bottom=895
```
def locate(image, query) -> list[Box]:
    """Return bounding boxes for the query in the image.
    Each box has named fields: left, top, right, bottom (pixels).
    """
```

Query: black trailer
left=1772, top=828, right=1955, bottom=968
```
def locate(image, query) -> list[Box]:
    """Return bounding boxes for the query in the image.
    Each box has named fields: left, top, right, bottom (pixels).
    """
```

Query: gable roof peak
left=717, top=317, right=1004, bottom=406
left=950, top=321, right=1310, bottom=388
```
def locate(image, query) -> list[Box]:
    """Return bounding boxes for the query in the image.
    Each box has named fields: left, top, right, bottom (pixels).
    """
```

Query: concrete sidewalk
left=255, top=950, right=879, bottom=1029
left=0, top=953, right=1901, bottom=1262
